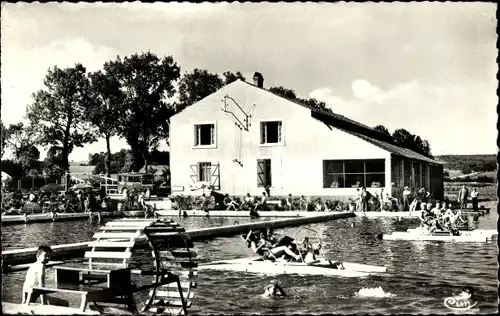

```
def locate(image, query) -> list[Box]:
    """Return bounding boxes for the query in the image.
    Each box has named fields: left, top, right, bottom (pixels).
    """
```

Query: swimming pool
left=2, top=206, right=497, bottom=314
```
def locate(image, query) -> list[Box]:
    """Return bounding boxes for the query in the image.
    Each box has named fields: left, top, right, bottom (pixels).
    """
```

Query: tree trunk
left=105, top=134, right=111, bottom=178
left=143, top=152, right=149, bottom=175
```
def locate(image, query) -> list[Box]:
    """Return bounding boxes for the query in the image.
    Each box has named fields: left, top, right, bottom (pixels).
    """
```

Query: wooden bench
left=267, top=200, right=281, bottom=206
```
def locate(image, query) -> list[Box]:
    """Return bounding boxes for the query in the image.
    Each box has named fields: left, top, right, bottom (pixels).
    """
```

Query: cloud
left=1, top=37, right=118, bottom=126
left=309, top=81, right=497, bottom=155
left=351, top=79, right=381, bottom=99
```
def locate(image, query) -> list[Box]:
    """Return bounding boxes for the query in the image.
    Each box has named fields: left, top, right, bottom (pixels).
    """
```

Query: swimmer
left=457, top=286, right=474, bottom=300
left=261, top=282, right=286, bottom=298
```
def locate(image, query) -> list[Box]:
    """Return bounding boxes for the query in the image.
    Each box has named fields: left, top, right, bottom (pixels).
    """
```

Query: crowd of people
left=418, top=201, right=472, bottom=235
left=243, top=227, right=324, bottom=264
left=1, top=187, right=112, bottom=220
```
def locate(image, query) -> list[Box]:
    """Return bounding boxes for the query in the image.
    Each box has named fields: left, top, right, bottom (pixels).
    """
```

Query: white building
left=169, top=73, right=444, bottom=200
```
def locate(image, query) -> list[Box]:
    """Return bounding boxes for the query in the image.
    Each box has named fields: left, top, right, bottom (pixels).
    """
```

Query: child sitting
left=22, top=246, right=68, bottom=307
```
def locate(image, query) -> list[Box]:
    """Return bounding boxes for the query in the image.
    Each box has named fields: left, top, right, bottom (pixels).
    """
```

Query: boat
left=198, top=227, right=387, bottom=277
left=383, top=227, right=497, bottom=242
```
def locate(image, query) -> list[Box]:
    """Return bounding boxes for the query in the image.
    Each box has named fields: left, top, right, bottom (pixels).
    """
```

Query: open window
left=257, top=159, right=272, bottom=187
left=197, top=162, right=212, bottom=182
left=260, top=121, right=282, bottom=145
left=189, top=162, right=221, bottom=190
left=194, top=123, right=215, bottom=147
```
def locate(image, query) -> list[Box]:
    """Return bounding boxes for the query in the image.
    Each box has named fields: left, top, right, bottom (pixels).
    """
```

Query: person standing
left=458, top=185, right=469, bottom=209
left=402, top=186, right=411, bottom=212
left=360, top=187, right=369, bottom=212
left=470, top=188, right=479, bottom=211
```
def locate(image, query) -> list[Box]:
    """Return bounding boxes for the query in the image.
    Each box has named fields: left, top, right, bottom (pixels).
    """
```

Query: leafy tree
left=26, top=64, right=97, bottom=173
left=392, top=128, right=414, bottom=149
left=392, top=128, right=432, bottom=158
left=112, top=52, right=180, bottom=173
left=87, top=67, right=125, bottom=177
left=178, top=68, right=224, bottom=111
left=1, top=120, right=9, bottom=159
left=297, top=97, right=332, bottom=113
left=222, top=71, right=246, bottom=84
left=149, top=149, right=170, bottom=165
left=42, top=146, right=66, bottom=180
left=0, top=159, right=23, bottom=181
left=88, top=152, right=104, bottom=166
left=5, top=122, right=35, bottom=159
left=373, top=125, right=391, bottom=136
left=16, top=145, right=41, bottom=177
left=269, top=86, right=297, bottom=100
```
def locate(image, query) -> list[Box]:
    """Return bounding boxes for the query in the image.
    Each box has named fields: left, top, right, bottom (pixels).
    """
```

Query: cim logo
left=444, top=296, right=477, bottom=311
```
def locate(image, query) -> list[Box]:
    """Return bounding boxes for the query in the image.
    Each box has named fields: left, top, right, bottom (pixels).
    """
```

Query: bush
left=476, top=175, right=495, bottom=183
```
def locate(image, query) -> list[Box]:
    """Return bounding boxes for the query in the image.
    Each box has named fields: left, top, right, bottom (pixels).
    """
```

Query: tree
left=16, top=145, right=41, bottom=177
left=1, top=120, right=9, bottom=159
left=5, top=122, right=36, bottom=159
left=26, top=64, right=97, bottom=173
left=373, top=125, right=391, bottom=136
left=178, top=68, right=224, bottom=111
left=392, top=128, right=433, bottom=158
left=297, top=97, right=332, bottom=113
left=87, top=67, right=125, bottom=177
left=222, top=71, right=245, bottom=85
left=113, top=52, right=180, bottom=172
left=269, top=86, right=297, bottom=100
left=42, top=146, right=66, bottom=180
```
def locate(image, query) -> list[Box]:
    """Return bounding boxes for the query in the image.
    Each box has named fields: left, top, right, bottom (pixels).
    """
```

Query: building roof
left=240, top=80, right=443, bottom=165
left=337, top=128, right=443, bottom=164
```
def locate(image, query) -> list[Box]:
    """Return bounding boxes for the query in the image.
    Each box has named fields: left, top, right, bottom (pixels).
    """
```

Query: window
left=260, top=121, right=282, bottom=144
left=257, top=159, right=272, bottom=187
left=194, top=124, right=215, bottom=146
left=198, top=162, right=212, bottom=182
left=323, top=159, right=386, bottom=188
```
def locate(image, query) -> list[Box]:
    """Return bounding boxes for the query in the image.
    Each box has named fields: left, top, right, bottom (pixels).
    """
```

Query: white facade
left=170, top=80, right=440, bottom=199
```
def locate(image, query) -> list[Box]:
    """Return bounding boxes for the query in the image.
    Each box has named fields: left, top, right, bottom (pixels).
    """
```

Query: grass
left=444, top=182, right=497, bottom=202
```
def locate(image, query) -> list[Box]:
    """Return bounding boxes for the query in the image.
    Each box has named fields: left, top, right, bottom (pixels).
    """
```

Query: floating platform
left=1, top=302, right=100, bottom=315
left=198, top=257, right=386, bottom=278
left=406, top=228, right=497, bottom=237
left=383, top=228, right=496, bottom=242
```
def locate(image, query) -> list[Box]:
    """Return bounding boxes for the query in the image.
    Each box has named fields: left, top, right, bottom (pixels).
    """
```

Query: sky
left=1, top=2, right=497, bottom=162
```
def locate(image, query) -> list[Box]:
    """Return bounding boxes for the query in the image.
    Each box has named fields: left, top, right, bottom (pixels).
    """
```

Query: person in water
left=262, top=282, right=286, bottom=298
left=457, top=286, right=474, bottom=299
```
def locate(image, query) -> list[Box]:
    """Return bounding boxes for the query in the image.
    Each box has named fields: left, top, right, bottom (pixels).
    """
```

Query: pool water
left=2, top=208, right=498, bottom=314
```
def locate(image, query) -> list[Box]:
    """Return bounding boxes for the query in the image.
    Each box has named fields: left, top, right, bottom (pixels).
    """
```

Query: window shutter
left=257, top=159, right=265, bottom=187
left=278, top=122, right=282, bottom=143
left=260, top=122, right=266, bottom=144
left=211, top=163, right=220, bottom=190
left=190, top=164, right=198, bottom=185
left=194, top=126, right=199, bottom=146
left=210, top=124, right=215, bottom=145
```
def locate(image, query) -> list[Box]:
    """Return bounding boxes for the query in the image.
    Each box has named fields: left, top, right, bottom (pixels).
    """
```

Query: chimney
left=252, top=72, right=264, bottom=88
